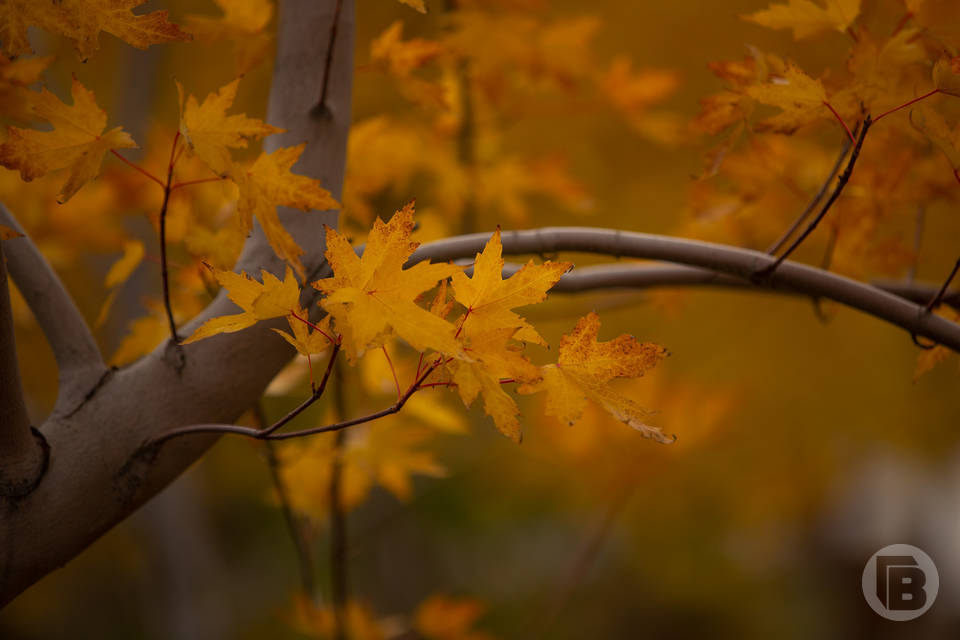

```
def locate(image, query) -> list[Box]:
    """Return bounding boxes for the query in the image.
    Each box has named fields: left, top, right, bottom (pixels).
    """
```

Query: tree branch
left=408, top=227, right=960, bottom=352
left=0, top=203, right=108, bottom=414
left=0, top=239, right=48, bottom=497
left=0, top=0, right=355, bottom=606
left=510, top=262, right=960, bottom=308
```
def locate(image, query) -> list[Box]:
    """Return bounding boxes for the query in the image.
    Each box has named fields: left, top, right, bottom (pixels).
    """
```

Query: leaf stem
left=382, top=345, right=401, bottom=401
left=110, top=149, right=165, bottom=189
left=874, top=88, right=940, bottom=122
left=169, top=176, right=226, bottom=192
left=823, top=101, right=855, bottom=143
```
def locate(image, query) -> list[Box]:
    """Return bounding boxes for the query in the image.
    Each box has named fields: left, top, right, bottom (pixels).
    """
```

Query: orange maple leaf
left=183, top=265, right=301, bottom=344
left=0, top=76, right=137, bottom=203
left=312, top=203, right=460, bottom=361
left=233, top=145, right=341, bottom=278
left=520, top=312, right=673, bottom=443
left=177, top=78, right=283, bottom=177
left=272, top=311, right=333, bottom=356
left=745, top=62, right=839, bottom=133
left=744, top=0, right=861, bottom=40
left=0, top=0, right=191, bottom=60
left=451, top=228, right=571, bottom=345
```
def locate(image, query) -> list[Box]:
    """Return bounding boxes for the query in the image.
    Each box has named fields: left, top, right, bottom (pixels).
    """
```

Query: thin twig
left=767, top=131, right=854, bottom=255
left=159, top=133, right=182, bottom=342
left=151, top=343, right=342, bottom=446
left=258, top=398, right=316, bottom=600
left=382, top=345, right=401, bottom=401
left=329, top=360, right=348, bottom=640
left=760, top=115, right=873, bottom=274
left=924, top=257, right=960, bottom=313
left=316, top=0, right=345, bottom=113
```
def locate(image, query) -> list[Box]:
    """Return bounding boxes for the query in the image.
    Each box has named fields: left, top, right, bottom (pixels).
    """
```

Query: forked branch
left=0, top=203, right=107, bottom=414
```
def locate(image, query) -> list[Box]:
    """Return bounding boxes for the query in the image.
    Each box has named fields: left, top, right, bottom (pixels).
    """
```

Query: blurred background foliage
left=2, top=0, right=960, bottom=638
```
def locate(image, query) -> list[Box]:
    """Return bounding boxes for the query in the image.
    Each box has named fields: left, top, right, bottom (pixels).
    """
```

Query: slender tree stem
left=259, top=400, right=316, bottom=600
left=761, top=115, right=873, bottom=273
left=329, top=360, right=348, bottom=640
left=160, top=133, right=182, bottom=342
left=925, top=257, right=960, bottom=312
left=768, top=131, right=854, bottom=255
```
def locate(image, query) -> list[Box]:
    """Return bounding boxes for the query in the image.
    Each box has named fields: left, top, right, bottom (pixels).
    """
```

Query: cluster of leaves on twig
left=3, top=0, right=960, bottom=636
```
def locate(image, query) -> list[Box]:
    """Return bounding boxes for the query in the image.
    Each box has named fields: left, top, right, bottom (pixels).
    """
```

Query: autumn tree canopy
left=2, top=0, right=960, bottom=637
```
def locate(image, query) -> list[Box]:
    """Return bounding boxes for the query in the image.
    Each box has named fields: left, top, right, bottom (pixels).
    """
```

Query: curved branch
left=504, top=262, right=960, bottom=308
left=409, top=228, right=960, bottom=352
left=0, top=203, right=107, bottom=411
left=0, top=239, right=47, bottom=497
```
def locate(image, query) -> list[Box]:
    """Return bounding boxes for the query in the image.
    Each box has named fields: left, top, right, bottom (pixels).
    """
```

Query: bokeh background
left=2, top=0, right=960, bottom=638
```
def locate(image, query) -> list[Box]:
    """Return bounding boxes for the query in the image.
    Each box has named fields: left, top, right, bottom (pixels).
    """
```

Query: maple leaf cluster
left=685, top=0, right=960, bottom=286
left=188, top=203, right=672, bottom=445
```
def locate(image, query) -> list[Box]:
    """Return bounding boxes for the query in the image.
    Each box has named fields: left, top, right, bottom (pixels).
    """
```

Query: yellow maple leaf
left=451, top=228, right=571, bottom=346
left=271, top=310, right=332, bottom=356
left=910, top=106, right=960, bottom=176
left=177, top=78, right=282, bottom=177
left=0, top=55, right=52, bottom=122
left=183, top=265, right=301, bottom=344
left=447, top=326, right=540, bottom=442
left=312, top=203, right=460, bottom=361
left=0, top=76, right=137, bottom=203
left=744, top=0, right=861, bottom=40
left=233, top=145, right=340, bottom=278
left=746, top=63, right=837, bottom=133
left=520, top=312, right=672, bottom=443
left=0, top=0, right=191, bottom=60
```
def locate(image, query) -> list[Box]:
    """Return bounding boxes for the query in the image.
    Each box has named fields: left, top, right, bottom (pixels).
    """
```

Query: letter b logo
left=863, top=545, right=938, bottom=621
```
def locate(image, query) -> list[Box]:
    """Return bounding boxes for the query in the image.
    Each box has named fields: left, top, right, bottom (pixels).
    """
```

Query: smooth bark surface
left=0, top=0, right=355, bottom=606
